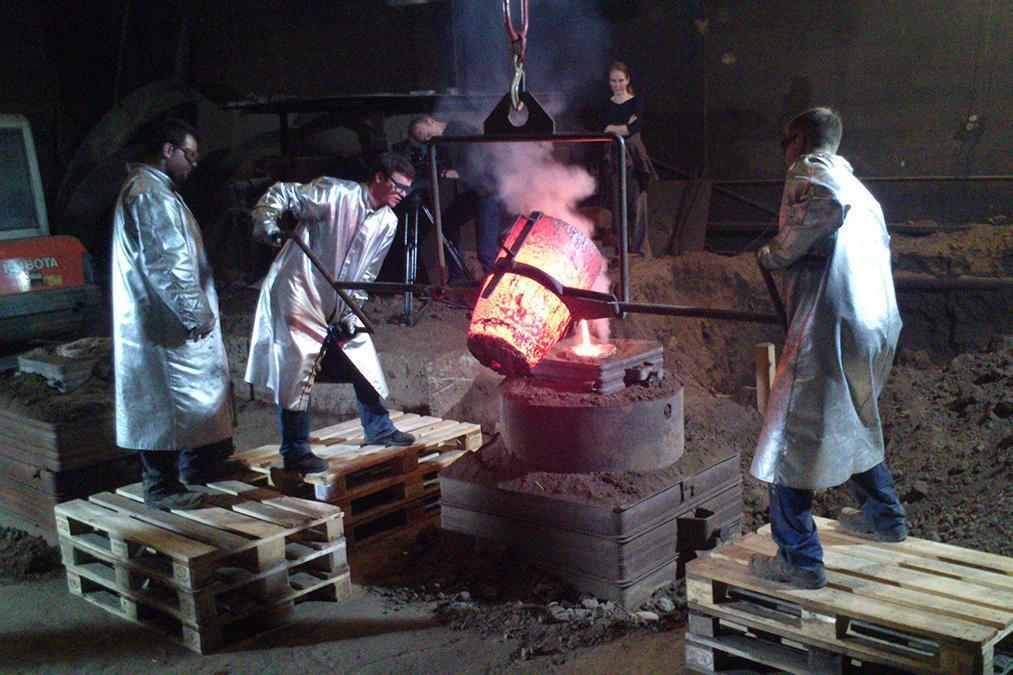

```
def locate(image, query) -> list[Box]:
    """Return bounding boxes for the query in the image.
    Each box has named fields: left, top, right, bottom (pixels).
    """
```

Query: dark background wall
left=1, top=0, right=1009, bottom=237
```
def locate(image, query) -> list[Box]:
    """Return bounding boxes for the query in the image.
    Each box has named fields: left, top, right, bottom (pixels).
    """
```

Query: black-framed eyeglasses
left=385, top=174, right=412, bottom=196
left=779, top=134, right=799, bottom=151
left=172, top=144, right=199, bottom=166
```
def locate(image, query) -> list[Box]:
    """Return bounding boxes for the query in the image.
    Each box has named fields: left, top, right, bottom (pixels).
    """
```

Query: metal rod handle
left=758, top=263, right=788, bottom=331
left=284, top=233, right=377, bottom=334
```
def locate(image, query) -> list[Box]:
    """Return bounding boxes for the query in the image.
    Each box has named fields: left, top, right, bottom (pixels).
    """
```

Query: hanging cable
left=502, top=0, right=529, bottom=110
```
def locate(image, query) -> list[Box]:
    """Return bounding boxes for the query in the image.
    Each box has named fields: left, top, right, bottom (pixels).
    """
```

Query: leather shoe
left=366, top=430, right=416, bottom=447
left=836, top=507, right=907, bottom=542
left=749, top=553, right=826, bottom=589
left=144, top=489, right=206, bottom=511
left=282, top=452, right=328, bottom=474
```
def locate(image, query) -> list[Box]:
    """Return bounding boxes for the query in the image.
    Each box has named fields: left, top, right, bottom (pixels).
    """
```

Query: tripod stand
left=400, top=189, right=472, bottom=325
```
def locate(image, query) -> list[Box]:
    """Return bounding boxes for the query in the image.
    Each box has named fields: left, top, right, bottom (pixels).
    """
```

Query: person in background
left=407, top=115, right=506, bottom=283
left=600, top=61, right=657, bottom=257
left=245, top=152, right=418, bottom=475
left=111, top=118, right=238, bottom=510
left=749, top=107, right=907, bottom=589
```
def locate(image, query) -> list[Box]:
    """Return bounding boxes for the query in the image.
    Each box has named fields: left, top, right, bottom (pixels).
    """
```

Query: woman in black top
left=599, top=61, right=656, bottom=256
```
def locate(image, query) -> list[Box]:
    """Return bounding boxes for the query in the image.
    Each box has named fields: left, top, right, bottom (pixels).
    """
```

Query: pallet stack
left=685, top=515, right=1013, bottom=674
left=0, top=378, right=137, bottom=533
left=56, top=480, right=349, bottom=653
left=234, top=412, right=483, bottom=547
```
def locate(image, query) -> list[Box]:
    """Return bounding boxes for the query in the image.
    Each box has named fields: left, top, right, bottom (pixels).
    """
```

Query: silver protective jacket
left=244, top=178, right=396, bottom=411
left=751, top=154, right=902, bottom=490
left=111, top=164, right=234, bottom=450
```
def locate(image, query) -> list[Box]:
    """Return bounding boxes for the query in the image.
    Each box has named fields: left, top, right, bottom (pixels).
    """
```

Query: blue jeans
left=769, top=462, right=905, bottom=571
left=278, top=336, right=396, bottom=460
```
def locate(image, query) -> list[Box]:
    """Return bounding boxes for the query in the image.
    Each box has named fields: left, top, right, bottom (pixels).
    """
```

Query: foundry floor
left=0, top=399, right=689, bottom=674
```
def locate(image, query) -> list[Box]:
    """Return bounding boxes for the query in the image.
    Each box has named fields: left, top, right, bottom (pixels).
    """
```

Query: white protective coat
left=111, top=165, right=234, bottom=450
left=751, top=154, right=902, bottom=490
left=245, top=178, right=396, bottom=411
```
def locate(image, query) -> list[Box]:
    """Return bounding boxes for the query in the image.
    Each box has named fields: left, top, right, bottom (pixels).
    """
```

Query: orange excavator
left=0, top=114, right=101, bottom=345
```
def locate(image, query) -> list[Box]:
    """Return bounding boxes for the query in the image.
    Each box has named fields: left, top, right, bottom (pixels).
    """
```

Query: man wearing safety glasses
left=111, top=118, right=238, bottom=510
left=245, top=152, right=418, bottom=474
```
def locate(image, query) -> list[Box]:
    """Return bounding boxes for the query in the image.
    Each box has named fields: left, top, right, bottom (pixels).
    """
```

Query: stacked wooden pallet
left=234, top=412, right=483, bottom=547
left=0, top=385, right=136, bottom=533
left=685, top=515, right=1013, bottom=674
left=56, top=480, right=349, bottom=653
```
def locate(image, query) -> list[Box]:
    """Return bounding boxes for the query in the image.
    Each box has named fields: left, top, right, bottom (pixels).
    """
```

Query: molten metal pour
left=569, top=320, right=616, bottom=359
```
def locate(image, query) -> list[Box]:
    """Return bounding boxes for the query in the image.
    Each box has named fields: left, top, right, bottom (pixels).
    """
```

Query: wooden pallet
left=234, top=411, right=482, bottom=502
left=66, top=563, right=350, bottom=653
left=55, top=481, right=350, bottom=653
left=345, top=491, right=442, bottom=548
left=685, top=516, right=1013, bottom=674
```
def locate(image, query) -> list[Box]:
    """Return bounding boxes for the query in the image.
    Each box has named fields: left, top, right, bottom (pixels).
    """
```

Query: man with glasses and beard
left=245, top=152, right=418, bottom=474
left=111, top=118, right=238, bottom=510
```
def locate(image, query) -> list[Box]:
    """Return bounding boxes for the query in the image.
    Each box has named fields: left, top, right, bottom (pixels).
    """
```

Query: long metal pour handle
left=283, top=232, right=377, bottom=334
left=758, top=262, right=789, bottom=331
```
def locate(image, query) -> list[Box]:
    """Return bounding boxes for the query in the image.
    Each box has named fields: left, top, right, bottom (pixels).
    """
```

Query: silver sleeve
left=760, top=176, right=846, bottom=270
left=133, top=192, right=214, bottom=332
left=252, top=181, right=312, bottom=245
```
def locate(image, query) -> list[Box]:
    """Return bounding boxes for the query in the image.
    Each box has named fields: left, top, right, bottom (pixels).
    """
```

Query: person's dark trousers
left=603, top=168, right=644, bottom=255
left=278, top=332, right=398, bottom=461
left=179, top=438, right=235, bottom=482
left=845, top=462, right=906, bottom=538
left=140, top=450, right=186, bottom=496
left=475, top=193, right=505, bottom=275
left=443, top=189, right=505, bottom=282
left=768, top=483, right=824, bottom=573
left=142, top=439, right=235, bottom=494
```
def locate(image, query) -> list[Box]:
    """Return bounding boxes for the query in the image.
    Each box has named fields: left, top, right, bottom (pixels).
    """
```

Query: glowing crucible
left=467, top=213, right=605, bottom=377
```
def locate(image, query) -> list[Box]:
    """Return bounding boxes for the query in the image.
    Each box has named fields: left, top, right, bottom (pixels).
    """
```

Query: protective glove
left=255, top=225, right=285, bottom=248
left=334, top=314, right=359, bottom=342
left=267, top=229, right=285, bottom=247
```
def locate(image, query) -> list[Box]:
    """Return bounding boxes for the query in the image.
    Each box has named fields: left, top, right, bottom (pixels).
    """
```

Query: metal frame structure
left=286, top=130, right=787, bottom=333
left=428, top=132, right=631, bottom=302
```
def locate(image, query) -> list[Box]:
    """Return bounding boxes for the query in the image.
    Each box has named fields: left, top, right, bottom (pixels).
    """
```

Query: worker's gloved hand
left=334, top=314, right=359, bottom=342
left=267, top=229, right=285, bottom=247
left=255, top=225, right=285, bottom=248
left=756, top=245, right=773, bottom=270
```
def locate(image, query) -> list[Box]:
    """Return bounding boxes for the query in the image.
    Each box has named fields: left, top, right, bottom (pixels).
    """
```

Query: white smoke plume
left=489, top=142, right=595, bottom=236
left=473, top=141, right=612, bottom=341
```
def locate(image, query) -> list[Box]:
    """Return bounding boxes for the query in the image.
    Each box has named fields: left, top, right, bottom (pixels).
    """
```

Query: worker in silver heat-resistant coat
left=111, top=119, right=237, bottom=511
left=748, top=108, right=907, bottom=590
left=245, top=152, right=419, bottom=475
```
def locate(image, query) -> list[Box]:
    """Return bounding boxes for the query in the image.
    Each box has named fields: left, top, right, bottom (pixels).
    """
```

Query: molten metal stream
left=570, top=319, right=616, bottom=358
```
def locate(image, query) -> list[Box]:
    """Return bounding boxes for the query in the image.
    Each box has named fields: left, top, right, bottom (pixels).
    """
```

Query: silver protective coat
left=111, top=164, right=235, bottom=450
left=751, top=154, right=902, bottom=490
left=244, top=178, right=396, bottom=411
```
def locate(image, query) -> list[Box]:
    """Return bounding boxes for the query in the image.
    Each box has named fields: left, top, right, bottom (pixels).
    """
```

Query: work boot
left=144, top=489, right=206, bottom=511
left=836, top=507, right=907, bottom=543
left=366, top=430, right=416, bottom=447
left=181, top=458, right=246, bottom=488
left=749, top=553, right=826, bottom=589
left=282, top=452, right=328, bottom=475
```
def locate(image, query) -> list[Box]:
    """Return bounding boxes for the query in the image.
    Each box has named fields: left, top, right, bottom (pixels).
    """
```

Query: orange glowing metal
left=570, top=320, right=616, bottom=358
left=467, top=214, right=604, bottom=377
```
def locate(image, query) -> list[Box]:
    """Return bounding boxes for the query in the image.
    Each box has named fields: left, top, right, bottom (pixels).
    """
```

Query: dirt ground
left=0, top=221, right=1009, bottom=672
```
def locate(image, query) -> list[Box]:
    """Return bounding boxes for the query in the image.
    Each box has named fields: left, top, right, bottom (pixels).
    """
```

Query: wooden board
left=686, top=520, right=1013, bottom=674
left=58, top=479, right=351, bottom=654
left=234, top=413, right=480, bottom=508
